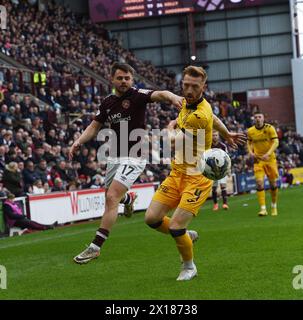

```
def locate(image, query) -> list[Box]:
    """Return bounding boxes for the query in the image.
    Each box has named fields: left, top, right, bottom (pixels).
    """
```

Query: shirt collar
left=186, top=97, right=204, bottom=110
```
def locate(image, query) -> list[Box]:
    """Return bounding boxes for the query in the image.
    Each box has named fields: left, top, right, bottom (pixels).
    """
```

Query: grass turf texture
left=0, top=186, right=302, bottom=300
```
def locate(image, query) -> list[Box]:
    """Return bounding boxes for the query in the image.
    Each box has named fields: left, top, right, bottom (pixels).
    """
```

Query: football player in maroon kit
left=70, top=62, right=183, bottom=264
left=211, top=130, right=229, bottom=211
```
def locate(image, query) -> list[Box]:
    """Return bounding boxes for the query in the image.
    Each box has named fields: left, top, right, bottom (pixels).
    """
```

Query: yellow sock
left=156, top=216, right=170, bottom=234
left=170, top=230, right=193, bottom=262
left=257, top=189, right=266, bottom=208
left=270, top=188, right=278, bottom=205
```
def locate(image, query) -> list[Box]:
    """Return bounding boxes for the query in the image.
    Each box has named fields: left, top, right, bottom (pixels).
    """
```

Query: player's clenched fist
left=171, top=95, right=184, bottom=110
left=69, top=140, right=81, bottom=160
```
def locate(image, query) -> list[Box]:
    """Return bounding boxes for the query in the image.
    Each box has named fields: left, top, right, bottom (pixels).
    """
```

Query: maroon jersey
left=212, top=141, right=227, bottom=152
left=94, top=87, right=154, bottom=157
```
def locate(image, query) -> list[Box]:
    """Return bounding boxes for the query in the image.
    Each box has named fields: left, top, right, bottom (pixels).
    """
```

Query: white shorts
left=104, top=157, right=146, bottom=190
left=213, top=176, right=227, bottom=188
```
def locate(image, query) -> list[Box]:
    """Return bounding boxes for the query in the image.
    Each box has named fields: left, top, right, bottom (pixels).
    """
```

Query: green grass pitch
left=0, top=186, right=303, bottom=300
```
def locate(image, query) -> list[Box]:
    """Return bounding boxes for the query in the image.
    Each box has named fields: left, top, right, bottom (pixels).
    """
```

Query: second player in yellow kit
left=247, top=112, right=279, bottom=217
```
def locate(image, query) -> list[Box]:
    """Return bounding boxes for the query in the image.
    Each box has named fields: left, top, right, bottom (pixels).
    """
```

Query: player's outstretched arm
left=151, top=90, right=184, bottom=110
left=213, top=114, right=246, bottom=149
left=69, top=120, right=102, bottom=160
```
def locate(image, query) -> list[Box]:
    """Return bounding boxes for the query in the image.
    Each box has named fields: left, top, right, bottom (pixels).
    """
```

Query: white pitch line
left=0, top=229, right=94, bottom=250
left=0, top=195, right=255, bottom=250
left=0, top=217, right=143, bottom=250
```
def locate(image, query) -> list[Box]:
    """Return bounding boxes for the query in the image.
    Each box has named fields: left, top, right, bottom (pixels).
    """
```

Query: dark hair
left=7, top=193, right=15, bottom=199
left=111, top=62, right=135, bottom=77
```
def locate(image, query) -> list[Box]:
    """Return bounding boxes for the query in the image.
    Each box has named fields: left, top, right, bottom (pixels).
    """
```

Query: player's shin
left=169, top=228, right=193, bottom=268
left=221, top=187, right=227, bottom=204
left=212, top=186, right=218, bottom=204
left=270, top=186, right=278, bottom=206
left=147, top=216, right=170, bottom=234
left=256, top=188, right=266, bottom=209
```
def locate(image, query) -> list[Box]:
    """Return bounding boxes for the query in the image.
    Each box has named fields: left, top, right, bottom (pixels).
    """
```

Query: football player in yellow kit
left=145, top=66, right=246, bottom=281
left=247, top=112, right=279, bottom=217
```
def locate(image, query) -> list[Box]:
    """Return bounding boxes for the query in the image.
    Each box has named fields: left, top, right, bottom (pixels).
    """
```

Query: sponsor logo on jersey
left=122, top=99, right=130, bottom=109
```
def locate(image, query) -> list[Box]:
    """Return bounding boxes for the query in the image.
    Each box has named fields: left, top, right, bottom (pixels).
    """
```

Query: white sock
left=261, top=205, right=266, bottom=210
left=89, top=243, right=100, bottom=251
left=271, top=203, right=277, bottom=208
left=183, top=260, right=194, bottom=269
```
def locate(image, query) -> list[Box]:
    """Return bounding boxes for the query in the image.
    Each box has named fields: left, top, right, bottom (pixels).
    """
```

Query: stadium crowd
left=0, top=0, right=302, bottom=197
left=0, top=0, right=177, bottom=91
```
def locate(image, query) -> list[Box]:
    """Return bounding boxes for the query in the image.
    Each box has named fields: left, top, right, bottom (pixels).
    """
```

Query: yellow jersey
left=247, top=123, right=278, bottom=161
left=172, top=97, right=213, bottom=175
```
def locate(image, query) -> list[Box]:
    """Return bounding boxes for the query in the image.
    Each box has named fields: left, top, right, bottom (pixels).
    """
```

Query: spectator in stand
left=2, top=162, right=23, bottom=196
left=32, top=179, right=45, bottom=194
left=23, top=160, right=40, bottom=191
left=43, top=182, right=51, bottom=194
left=52, top=177, right=64, bottom=192
left=0, top=182, right=9, bottom=198
left=78, top=174, right=91, bottom=189
left=0, top=145, right=6, bottom=171
left=90, top=174, right=104, bottom=189
left=55, top=160, right=70, bottom=183
left=35, top=159, right=48, bottom=184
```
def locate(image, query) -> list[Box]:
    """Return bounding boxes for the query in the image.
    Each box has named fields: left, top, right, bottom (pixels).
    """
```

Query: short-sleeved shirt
left=94, top=87, right=153, bottom=158
left=247, top=123, right=278, bottom=161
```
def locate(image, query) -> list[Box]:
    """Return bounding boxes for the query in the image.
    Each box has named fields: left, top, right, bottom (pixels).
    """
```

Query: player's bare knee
left=144, top=210, right=153, bottom=225
left=256, top=180, right=264, bottom=190
left=145, top=207, right=159, bottom=225
left=270, top=181, right=277, bottom=190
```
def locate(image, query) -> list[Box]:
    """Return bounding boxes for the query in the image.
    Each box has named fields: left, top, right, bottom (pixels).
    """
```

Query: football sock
left=221, top=188, right=227, bottom=204
left=91, top=228, right=109, bottom=250
left=270, top=187, right=278, bottom=206
left=212, top=187, right=218, bottom=204
left=257, top=188, right=266, bottom=208
left=147, top=216, right=170, bottom=234
left=183, top=260, right=194, bottom=269
left=120, top=193, right=132, bottom=205
left=169, top=228, right=193, bottom=262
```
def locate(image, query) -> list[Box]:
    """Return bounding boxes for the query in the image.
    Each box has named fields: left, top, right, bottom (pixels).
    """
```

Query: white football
left=199, top=148, right=231, bottom=180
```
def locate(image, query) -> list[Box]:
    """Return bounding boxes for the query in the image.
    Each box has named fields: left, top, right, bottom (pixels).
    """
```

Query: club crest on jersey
left=122, top=99, right=130, bottom=109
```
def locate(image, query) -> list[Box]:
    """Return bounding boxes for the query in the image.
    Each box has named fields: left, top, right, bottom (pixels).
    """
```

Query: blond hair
left=183, top=66, right=208, bottom=82
left=6, top=162, right=18, bottom=172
